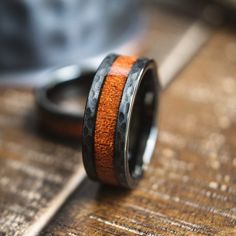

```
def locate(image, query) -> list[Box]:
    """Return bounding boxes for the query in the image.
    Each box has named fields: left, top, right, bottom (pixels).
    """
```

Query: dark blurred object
left=36, top=66, right=93, bottom=139
left=0, top=0, right=235, bottom=74
left=0, top=0, right=141, bottom=71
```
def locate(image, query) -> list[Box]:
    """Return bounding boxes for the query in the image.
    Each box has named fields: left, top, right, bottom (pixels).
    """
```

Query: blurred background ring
left=36, top=65, right=94, bottom=139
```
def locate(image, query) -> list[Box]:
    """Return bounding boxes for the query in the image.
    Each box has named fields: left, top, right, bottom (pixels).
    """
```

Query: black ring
left=82, top=54, right=160, bottom=188
left=36, top=66, right=94, bottom=139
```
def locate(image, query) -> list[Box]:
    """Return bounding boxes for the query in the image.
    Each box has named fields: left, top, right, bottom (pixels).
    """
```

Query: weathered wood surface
left=42, top=29, right=236, bottom=235
left=0, top=89, right=85, bottom=236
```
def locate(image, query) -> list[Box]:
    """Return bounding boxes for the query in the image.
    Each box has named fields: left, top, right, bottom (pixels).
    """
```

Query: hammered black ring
left=82, top=54, right=160, bottom=188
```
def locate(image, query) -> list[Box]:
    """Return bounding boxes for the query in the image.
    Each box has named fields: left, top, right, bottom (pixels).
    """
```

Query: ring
left=36, top=66, right=93, bottom=139
left=82, top=54, right=160, bottom=188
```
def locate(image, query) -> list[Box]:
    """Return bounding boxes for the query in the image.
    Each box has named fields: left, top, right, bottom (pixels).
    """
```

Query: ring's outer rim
left=114, top=58, right=160, bottom=188
left=82, top=54, right=118, bottom=181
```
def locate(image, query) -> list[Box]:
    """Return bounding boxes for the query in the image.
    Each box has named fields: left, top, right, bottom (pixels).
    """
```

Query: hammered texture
left=82, top=54, right=117, bottom=180
left=114, top=58, right=159, bottom=188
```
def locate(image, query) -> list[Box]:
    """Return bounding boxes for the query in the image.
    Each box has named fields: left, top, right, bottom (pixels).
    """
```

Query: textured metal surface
left=114, top=58, right=159, bottom=188
left=83, top=55, right=158, bottom=188
left=82, top=54, right=117, bottom=181
left=42, top=28, right=236, bottom=235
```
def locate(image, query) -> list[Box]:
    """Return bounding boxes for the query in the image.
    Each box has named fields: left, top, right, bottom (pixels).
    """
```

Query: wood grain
left=42, top=29, right=236, bottom=235
left=0, top=89, right=85, bottom=236
left=95, top=56, right=136, bottom=185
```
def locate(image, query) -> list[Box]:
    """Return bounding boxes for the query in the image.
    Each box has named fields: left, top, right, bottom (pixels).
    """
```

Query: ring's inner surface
left=128, top=69, right=156, bottom=179
left=47, top=74, right=93, bottom=115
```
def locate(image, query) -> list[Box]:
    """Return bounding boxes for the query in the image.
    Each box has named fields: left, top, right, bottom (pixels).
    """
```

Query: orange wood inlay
left=94, top=55, right=137, bottom=184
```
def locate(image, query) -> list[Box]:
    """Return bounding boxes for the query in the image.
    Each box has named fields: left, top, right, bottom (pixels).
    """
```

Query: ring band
left=82, top=54, right=160, bottom=188
left=36, top=67, right=93, bottom=139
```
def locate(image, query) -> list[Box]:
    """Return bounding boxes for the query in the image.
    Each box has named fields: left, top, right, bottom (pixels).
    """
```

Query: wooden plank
left=42, top=29, right=236, bottom=235
left=0, top=89, right=85, bottom=236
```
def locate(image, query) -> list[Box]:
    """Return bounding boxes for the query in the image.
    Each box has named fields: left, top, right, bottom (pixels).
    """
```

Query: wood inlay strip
left=94, top=56, right=137, bottom=184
